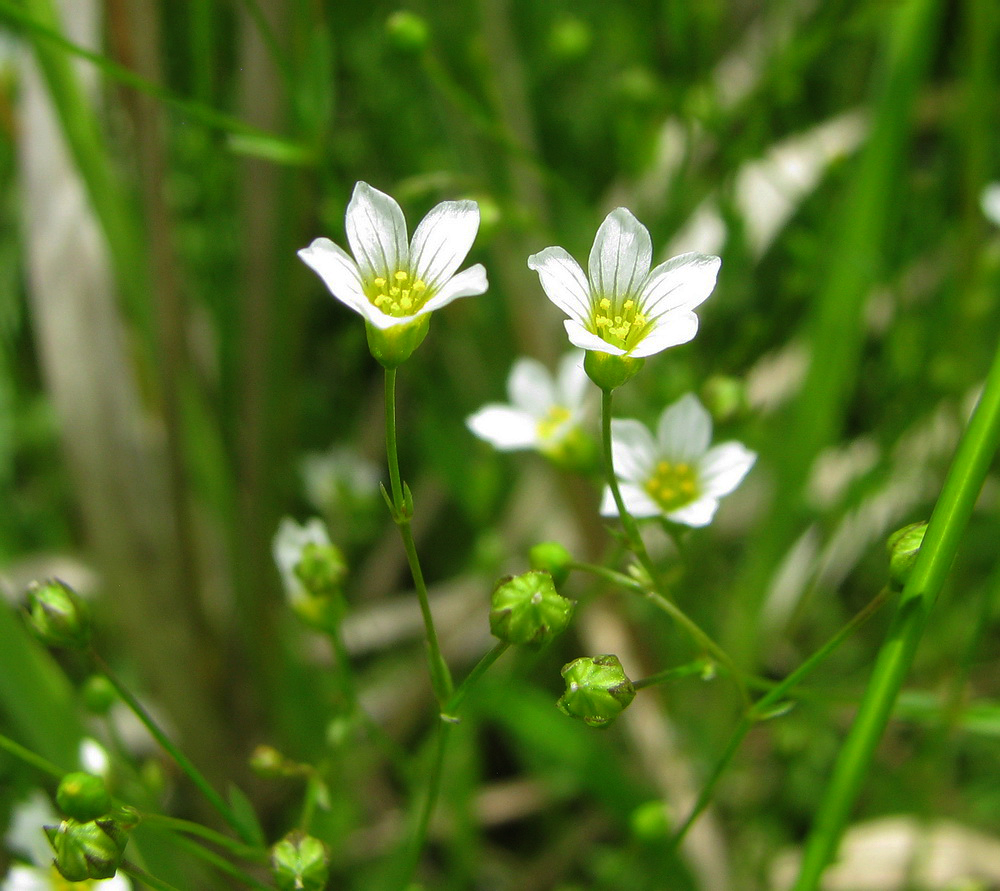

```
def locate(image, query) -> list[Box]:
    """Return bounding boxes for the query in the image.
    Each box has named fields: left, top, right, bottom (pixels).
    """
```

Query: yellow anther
left=596, top=317, right=610, bottom=328
left=374, top=277, right=386, bottom=288
left=623, top=299, right=634, bottom=311
left=390, top=286, right=400, bottom=297
left=676, top=463, right=690, bottom=474
left=400, top=296, right=413, bottom=310
left=413, top=279, right=426, bottom=292
left=374, top=295, right=388, bottom=307
left=394, top=270, right=409, bottom=282
left=680, top=480, right=696, bottom=495
left=657, top=461, right=670, bottom=473
left=599, top=297, right=611, bottom=310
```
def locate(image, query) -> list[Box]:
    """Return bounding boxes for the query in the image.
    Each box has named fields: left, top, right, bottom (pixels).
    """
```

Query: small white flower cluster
left=299, top=183, right=755, bottom=526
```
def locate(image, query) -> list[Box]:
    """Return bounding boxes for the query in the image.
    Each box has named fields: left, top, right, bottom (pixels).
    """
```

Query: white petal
left=420, top=264, right=488, bottom=313
left=699, top=441, right=756, bottom=497
left=5, top=791, right=58, bottom=867
left=564, top=319, right=626, bottom=355
left=466, top=406, right=538, bottom=450
left=409, top=199, right=480, bottom=290
left=555, top=351, right=590, bottom=412
left=588, top=208, right=652, bottom=300
left=981, top=183, right=1000, bottom=226
left=610, top=418, right=656, bottom=482
left=507, top=358, right=556, bottom=416
left=527, top=247, right=592, bottom=322
left=345, top=182, right=409, bottom=282
left=273, top=518, right=331, bottom=602
left=357, top=301, right=418, bottom=330
left=628, top=310, right=700, bottom=358
left=97, top=874, right=133, bottom=890
left=640, top=252, right=720, bottom=317
left=297, top=238, right=368, bottom=314
left=600, top=483, right=662, bottom=518
left=666, top=496, right=719, bottom=527
left=656, top=394, right=712, bottom=462
left=2, top=865, right=50, bottom=891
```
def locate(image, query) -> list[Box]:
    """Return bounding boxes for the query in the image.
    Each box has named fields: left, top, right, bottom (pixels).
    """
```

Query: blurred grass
left=0, top=0, right=999, bottom=888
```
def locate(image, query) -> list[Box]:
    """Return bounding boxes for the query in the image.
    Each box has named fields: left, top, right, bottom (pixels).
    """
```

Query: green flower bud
left=250, top=745, right=310, bottom=779
left=629, top=800, right=671, bottom=841
left=57, top=772, right=112, bottom=822
left=271, top=830, right=330, bottom=891
left=490, top=571, right=574, bottom=647
left=385, top=10, right=430, bottom=54
left=548, top=16, right=592, bottom=63
left=26, top=579, right=91, bottom=649
left=557, top=655, right=635, bottom=728
left=700, top=375, right=749, bottom=424
left=528, top=542, right=573, bottom=588
left=365, top=315, right=430, bottom=368
left=584, top=350, right=644, bottom=392
left=887, top=521, right=928, bottom=591
left=81, top=675, right=117, bottom=714
left=45, top=817, right=129, bottom=882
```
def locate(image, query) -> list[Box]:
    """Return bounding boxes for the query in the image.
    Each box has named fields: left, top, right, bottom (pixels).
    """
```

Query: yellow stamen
left=644, top=459, right=698, bottom=511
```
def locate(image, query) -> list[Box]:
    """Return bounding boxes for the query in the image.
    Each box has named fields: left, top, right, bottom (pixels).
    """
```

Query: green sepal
left=584, top=350, right=645, bottom=391
left=365, top=315, right=429, bottom=368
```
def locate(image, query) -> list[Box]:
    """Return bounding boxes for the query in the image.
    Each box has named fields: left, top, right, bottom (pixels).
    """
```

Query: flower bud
left=385, top=10, right=429, bottom=54
left=45, top=817, right=129, bottom=882
left=250, top=745, right=309, bottom=779
left=26, top=579, right=91, bottom=649
left=56, top=773, right=112, bottom=822
left=528, top=542, right=573, bottom=588
left=584, top=350, right=644, bottom=392
left=271, top=830, right=330, bottom=891
left=557, top=655, right=635, bottom=728
left=700, top=375, right=749, bottom=424
left=294, top=542, right=347, bottom=601
left=490, top=571, right=574, bottom=648
left=887, top=521, right=927, bottom=591
left=81, top=675, right=117, bottom=715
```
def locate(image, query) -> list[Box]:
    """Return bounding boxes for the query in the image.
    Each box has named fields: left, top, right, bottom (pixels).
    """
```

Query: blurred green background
left=1, top=0, right=1000, bottom=888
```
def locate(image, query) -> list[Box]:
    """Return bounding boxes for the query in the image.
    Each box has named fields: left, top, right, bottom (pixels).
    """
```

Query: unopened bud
left=294, top=542, right=347, bottom=601
left=385, top=11, right=429, bottom=54
left=701, top=375, right=749, bottom=424
left=250, top=745, right=309, bottom=779
left=81, top=675, right=117, bottom=715
left=26, top=579, right=91, bottom=649
left=887, top=521, right=927, bottom=591
left=271, top=830, right=330, bottom=891
left=528, top=542, right=573, bottom=588
left=57, top=773, right=112, bottom=822
left=490, top=571, right=574, bottom=647
left=45, top=817, right=129, bottom=882
left=557, top=655, right=635, bottom=728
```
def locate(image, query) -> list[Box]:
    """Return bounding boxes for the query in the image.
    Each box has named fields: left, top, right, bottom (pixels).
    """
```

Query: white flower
left=298, top=182, right=488, bottom=331
left=273, top=517, right=332, bottom=607
left=2, top=792, right=130, bottom=890
left=982, top=183, right=1000, bottom=227
left=466, top=352, right=591, bottom=457
left=528, top=208, right=720, bottom=358
left=600, top=394, right=756, bottom=527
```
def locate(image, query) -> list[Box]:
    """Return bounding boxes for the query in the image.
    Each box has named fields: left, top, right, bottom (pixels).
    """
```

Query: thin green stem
left=397, top=721, right=452, bottom=890
left=793, top=330, right=1000, bottom=889
left=443, top=641, right=510, bottom=717
left=119, top=861, right=185, bottom=891
left=633, top=660, right=713, bottom=690
left=669, top=585, right=892, bottom=851
left=0, top=731, right=65, bottom=779
left=167, top=835, right=275, bottom=890
left=91, top=652, right=257, bottom=845
left=384, top=368, right=453, bottom=705
left=138, top=813, right=266, bottom=862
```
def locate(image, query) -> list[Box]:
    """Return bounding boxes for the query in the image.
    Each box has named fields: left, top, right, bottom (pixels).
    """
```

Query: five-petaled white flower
left=466, top=352, right=591, bottom=460
left=272, top=517, right=332, bottom=608
left=600, top=393, right=755, bottom=527
left=528, top=208, right=720, bottom=358
left=298, top=182, right=488, bottom=333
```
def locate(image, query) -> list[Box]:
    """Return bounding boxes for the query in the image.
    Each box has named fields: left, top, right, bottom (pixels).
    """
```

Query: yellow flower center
left=368, top=270, right=429, bottom=318
left=592, top=296, right=648, bottom=351
left=644, top=460, right=698, bottom=511
left=536, top=405, right=572, bottom=442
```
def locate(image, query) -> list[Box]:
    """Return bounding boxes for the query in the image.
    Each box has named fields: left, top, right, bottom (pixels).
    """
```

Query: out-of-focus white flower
left=272, top=518, right=333, bottom=608
left=600, top=394, right=756, bottom=527
left=77, top=740, right=110, bottom=779
left=528, top=209, right=720, bottom=359
left=298, top=182, right=488, bottom=365
left=300, top=447, right=380, bottom=515
left=2, top=792, right=130, bottom=890
left=982, top=183, right=1000, bottom=227
left=466, top=352, right=594, bottom=465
